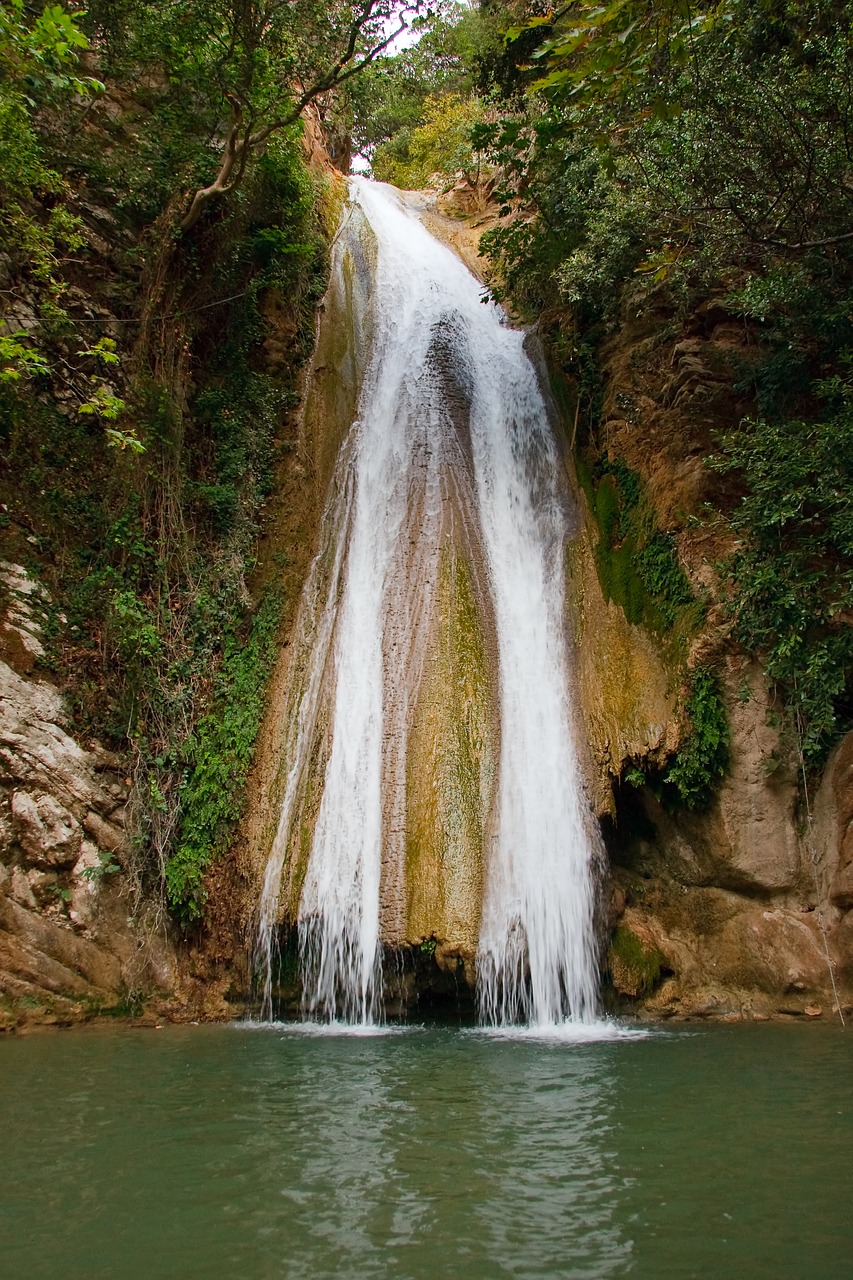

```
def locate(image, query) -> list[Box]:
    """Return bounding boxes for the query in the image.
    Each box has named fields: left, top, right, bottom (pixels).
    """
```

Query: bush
left=372, top=93, right=485, bottom=189
left=712, top=399, right=853, bottom=763
left=662, top=668, right=730, bottom=809
left=166, top=590, right=284, bottom=920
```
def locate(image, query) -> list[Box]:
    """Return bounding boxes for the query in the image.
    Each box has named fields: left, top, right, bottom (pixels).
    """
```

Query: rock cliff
left=558, top=293, right=853, bottom=1020
left=0, top=561, right=174, bottom=1029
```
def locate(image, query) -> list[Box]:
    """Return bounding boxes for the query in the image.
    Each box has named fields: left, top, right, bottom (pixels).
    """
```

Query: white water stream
left=256, top=179, right=600, bottom=1027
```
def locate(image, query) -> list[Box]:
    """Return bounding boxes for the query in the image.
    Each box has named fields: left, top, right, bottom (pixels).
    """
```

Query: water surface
left=0, top=1021, right=848, bottom=1279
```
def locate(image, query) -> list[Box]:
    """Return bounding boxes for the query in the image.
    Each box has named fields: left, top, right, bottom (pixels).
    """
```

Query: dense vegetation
left=475, top=1, right=853, bottom=777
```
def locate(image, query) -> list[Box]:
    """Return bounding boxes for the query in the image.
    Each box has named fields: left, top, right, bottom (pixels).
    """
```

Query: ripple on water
left=467, top=1017, right=654, bottom=1044
left=234, top=1018, right=421, bottom=1038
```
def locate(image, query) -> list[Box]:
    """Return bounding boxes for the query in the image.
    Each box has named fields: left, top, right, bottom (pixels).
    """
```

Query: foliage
left=1, top=35, right=328, bottom=922
left=0, top=0, right=96, bottom=94
left=0, top=333, right=50, bottom=383
left=82, top=850, right=121, bottom=882
left=509, top=0, right=728, bottom=107
left=589, top=457, right=697, bottom=637
left=85, top=0, right=413, bottom=230
left=345, top=1, right=529, bottom=182
left=635, top=535, right=694, bottom=629
left=372, top=92, right=485, bottom=188
left=456, top=0, right=853, bottom=787
left=346, top=1, right=475, bottom=160
left=711, top=397, right=853, bottom=763
left=661, top=667, right=730, bottom=809
left=475, top=1, right=853, bottom=327
left=166, top=589, right=283, bottom=920
left=0, top=1, right=102, bottom=375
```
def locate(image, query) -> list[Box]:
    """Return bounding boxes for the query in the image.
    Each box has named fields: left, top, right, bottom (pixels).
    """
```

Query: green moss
left=405, top=546, right=493, bottom=945
left=594, top=473, right=620, bottom=546
left=608, top=925, right=667, bottom=997
left=587, top=458, right=700, bottom=643
left=574, top=448, right=597, bottom=512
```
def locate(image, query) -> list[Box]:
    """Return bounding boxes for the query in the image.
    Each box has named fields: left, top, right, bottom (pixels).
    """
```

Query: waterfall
left=255, top=178, right=600, bottom=1027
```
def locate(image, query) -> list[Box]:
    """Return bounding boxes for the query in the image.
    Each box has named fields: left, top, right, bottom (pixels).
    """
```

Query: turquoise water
left=0, top=1020, right=848, bottom=1279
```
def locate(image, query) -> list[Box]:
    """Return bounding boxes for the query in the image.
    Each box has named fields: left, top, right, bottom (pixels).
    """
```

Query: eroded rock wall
left=560, top=296, right=853, bottom=1020
left=0, top=562, right=174, bottom=1029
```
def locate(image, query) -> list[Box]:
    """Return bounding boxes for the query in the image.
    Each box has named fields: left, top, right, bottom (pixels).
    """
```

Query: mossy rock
left=608, top=924, right=668, bottom=998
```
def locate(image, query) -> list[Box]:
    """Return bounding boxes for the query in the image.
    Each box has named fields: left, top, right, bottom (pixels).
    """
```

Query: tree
left=0, top=2, right=104, bottom=373
left=176, top=0, right=416, bottom=231
left=372, top=91, right=485, bottom=188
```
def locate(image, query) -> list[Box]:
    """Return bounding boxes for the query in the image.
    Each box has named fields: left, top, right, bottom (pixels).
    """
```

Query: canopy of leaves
left=464, top=0, right=853, bottom=763
left=480, top=1, right=853, bottom=319
left=372, top=91, right=485, bottom=186
left=0, top=2, right=101, bottom=304
left=345, top=1, right=476, bottom=158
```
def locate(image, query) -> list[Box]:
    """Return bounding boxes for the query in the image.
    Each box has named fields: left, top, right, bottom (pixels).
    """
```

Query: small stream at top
left=255, top=179, right=600, bottom=1027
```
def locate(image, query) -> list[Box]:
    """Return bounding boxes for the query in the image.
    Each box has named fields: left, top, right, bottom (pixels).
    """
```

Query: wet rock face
left=0, top=562, right=174, bottom=1029
left=603, top=721, right=853, bottom=1020
left=713, top=664, right=801, bottom=893
left=620, top=662, right=802, bottom=899
left=609, top=896, right=837, bottom=1021
left=566, top=526, right=678, bottom=817
left=405, top=546, right=495, bottom=969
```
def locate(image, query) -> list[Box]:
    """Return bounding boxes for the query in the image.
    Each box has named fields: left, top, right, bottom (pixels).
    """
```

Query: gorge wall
left=0, top=560, right=174, bottom=1029
left=0, top=62, right=336, bottom=1029
left=560, top=283, right=853, bottom=1020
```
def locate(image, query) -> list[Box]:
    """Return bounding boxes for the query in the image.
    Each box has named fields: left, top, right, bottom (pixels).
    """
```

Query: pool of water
left=0, top=1019, right=848, bottom=1279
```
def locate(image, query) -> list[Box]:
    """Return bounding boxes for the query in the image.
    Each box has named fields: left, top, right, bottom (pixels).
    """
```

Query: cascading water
left=255, top=178, right=600, bottom=1027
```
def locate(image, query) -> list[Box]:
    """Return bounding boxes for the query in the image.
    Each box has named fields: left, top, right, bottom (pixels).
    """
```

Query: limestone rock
left=712, top=662, right=800, bottom=892
left=609, top=883, right=845, bottom=1018
left=0, top=564, right=175, bottom=1026
left=0, top=894, right=123, bottom=994
left=8, top=866, right=38, bottom=909
left=566, top=522, right=678, bottom=816
left=814, top=732, right=853, bottom=909
left=83, top=810, right=128, bottom=855
left=0, top=561, right=48, bottom=674
left=11, top=790, right=82, bottom=867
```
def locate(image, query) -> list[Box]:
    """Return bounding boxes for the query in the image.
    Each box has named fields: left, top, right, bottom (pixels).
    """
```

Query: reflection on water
left=0, top=1023, right=849, bottom=1279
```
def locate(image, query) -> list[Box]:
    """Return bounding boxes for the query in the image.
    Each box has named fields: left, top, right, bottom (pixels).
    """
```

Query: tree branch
left=180, top=3, right=409, bottom=233
left=180, top=95, right=245, bottom=231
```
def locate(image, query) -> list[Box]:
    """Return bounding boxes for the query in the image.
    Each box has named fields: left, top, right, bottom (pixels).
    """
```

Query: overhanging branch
left=179, top=5, right=409, bottom=233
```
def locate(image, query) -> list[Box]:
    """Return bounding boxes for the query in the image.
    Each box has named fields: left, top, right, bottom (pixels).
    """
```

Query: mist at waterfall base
left=1, top=1022, right=849, bottom=1280
left=256, top=179, right=600, bottom=1029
